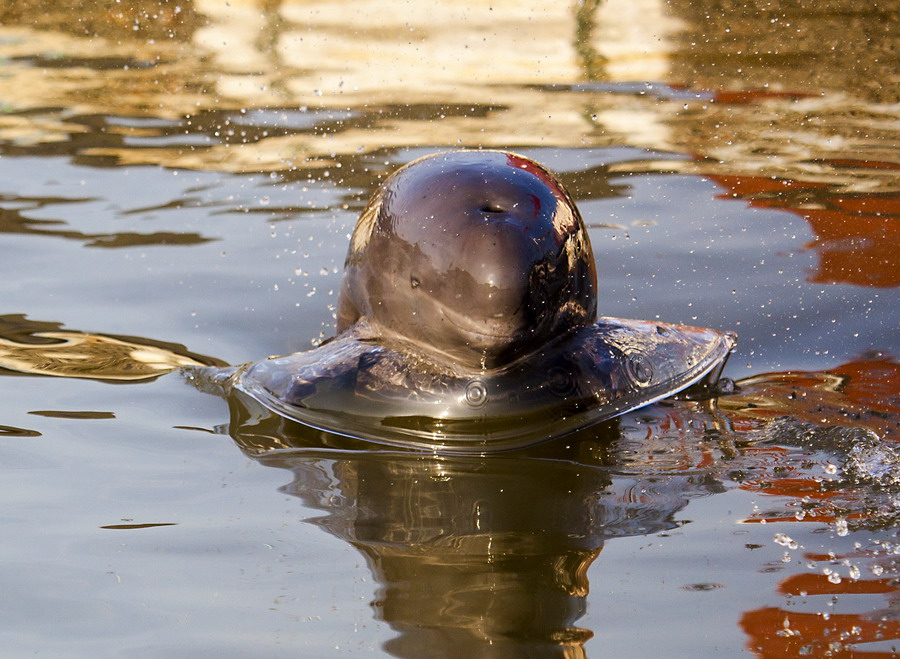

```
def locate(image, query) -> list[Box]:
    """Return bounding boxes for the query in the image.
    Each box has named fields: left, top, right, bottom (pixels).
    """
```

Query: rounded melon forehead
left=338, top=150, right=597, bottom=370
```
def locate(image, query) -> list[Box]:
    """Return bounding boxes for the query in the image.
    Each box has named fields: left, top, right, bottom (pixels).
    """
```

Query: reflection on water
left=1, top=317, right=896, bottom=654
left=6, top=315, right=895, bottom=655
left=224, top=390, right=722, bottom=657
left=0, top=314, right=222, bottom=380
left=1, top=0, right=896, bottom=192
left=0, top=192, right=214, bottom=247
left=0, top=0, right=204, bottom=42
left=0, top=0, right=898, bottom=656
left=216, top=352, right=900, bottom=656
left=721, top=352, right=900, bottom=447
left=708, top=176, right=900, bottom=289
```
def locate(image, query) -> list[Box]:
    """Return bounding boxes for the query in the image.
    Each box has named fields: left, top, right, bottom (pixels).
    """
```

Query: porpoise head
left=336, top=150, right=598, bottom=369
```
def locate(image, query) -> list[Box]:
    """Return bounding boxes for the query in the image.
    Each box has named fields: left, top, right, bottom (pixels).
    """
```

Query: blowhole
left=480, top=203, right=506, bottom=214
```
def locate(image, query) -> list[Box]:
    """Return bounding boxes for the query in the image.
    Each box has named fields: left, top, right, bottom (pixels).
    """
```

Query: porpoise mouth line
left=420, top=292, right=527, bottom=342
left=367, top=295, right=531, bottom=369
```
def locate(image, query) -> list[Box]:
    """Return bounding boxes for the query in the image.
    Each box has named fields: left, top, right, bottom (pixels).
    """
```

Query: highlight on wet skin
left=212, top=150, right=736, bottom=451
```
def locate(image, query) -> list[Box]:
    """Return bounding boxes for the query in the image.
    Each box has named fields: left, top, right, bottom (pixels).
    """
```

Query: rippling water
left=1, top=1, right=898, bottom=656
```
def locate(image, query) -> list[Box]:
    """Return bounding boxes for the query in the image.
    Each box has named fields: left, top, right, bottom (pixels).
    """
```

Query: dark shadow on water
left=223, top=389, right=724, bottom=658
left=0, top=0, right=205, bottom=42
left=0, top=194, right=215, bottom=248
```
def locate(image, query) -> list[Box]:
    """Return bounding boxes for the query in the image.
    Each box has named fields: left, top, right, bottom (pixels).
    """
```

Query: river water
left=1, top=1, right=898, bottom=656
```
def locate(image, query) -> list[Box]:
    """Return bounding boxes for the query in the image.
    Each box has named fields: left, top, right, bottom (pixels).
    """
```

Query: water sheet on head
left=234, top=317, right=736, bottom=452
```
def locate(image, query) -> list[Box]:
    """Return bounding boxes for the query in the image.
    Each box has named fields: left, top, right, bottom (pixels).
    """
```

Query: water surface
left=1, top=1, right=898, bottom=656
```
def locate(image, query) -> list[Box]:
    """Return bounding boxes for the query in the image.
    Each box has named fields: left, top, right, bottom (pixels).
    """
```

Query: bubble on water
left=833, top=518, right=848, bottom=536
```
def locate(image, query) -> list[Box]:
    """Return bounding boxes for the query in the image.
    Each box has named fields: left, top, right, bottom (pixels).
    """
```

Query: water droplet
left=834, top=518, right=849, bottom=536
left=773, top=533, right=799, bottom=550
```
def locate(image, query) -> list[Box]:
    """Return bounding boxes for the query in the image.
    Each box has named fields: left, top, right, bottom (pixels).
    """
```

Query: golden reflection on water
left=0, top=314, right=221, bottom=381
left=0, top=331, right=201, bottom=379
left=0, top=0, right=896, bottom=191
left=0, top=0, right=204, bottom=42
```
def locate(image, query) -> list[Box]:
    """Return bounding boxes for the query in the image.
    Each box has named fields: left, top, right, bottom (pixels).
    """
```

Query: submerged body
left=231, top=150, right=735, bottom=451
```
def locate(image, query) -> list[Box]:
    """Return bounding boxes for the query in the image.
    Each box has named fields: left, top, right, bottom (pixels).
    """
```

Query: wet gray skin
left=217, top=150, right=736, bottom=452
left=337, top=150, right=597, bottom=369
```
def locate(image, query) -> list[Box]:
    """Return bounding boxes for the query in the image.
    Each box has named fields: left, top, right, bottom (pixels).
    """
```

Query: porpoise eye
left=480, top=203, right=506, bottom=214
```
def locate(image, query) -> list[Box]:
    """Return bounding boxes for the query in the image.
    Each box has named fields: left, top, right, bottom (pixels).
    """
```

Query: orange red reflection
left=804, top=200, right=900, bottom=288
left=722, top=354, right=900, bottom=445
left=778, top=572, right=897, bottom=597
left=722, top=356, right=900, bottom=656
left=742, top=604, right=900, bottom=658
left=726, top=353, right=897, bottom=520
left=709, top=174, right=900, bottom=288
